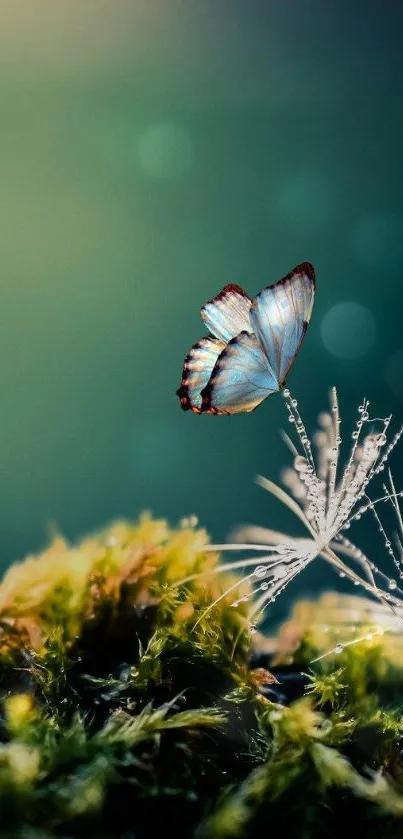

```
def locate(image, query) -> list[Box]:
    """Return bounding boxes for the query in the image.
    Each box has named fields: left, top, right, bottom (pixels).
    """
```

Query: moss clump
left=0, top=519, right=403, bottom=838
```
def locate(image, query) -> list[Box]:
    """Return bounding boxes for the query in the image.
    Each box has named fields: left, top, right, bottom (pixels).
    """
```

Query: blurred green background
left=0, top=1, right=403, bottom=602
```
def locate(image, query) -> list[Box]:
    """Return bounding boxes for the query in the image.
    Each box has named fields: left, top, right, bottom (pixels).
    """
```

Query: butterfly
left=176, top=262, right=315, bottom=415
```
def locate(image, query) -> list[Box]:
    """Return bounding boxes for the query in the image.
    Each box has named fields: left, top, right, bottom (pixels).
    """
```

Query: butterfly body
left=177, top=262, right=315, bottom=415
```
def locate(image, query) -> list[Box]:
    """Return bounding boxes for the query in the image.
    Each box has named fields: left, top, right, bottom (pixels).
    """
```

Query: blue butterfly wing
left=250, top=262, right=315, bottom=386
left=201, top=284, right=252, bottom=343
left=201, top=331, right=279, bottom=415
left=177, top=337, right=226, bottom=412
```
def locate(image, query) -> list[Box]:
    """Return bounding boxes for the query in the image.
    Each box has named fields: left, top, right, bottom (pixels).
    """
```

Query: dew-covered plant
left=204, top=388, right=403, bottom=655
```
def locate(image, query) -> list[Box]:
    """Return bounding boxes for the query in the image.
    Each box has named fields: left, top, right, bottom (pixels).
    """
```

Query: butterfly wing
left=250, top=262, right=315, bottom=387
left=201, top=331, right=279, bottom=415
left=201, top=284, right=252, bottom=343
left=177, top=337, right=226, bottom=412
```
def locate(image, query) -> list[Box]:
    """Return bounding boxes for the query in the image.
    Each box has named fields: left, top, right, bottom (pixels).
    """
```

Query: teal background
left=0, top=1, right=403, bottom=600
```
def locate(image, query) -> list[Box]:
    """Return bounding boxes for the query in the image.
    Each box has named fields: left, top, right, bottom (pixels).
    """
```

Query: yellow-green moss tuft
left=0, top=520, right=403, bottom=838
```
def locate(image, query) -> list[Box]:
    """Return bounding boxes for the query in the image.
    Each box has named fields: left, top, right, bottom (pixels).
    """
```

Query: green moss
left=0, top=519, right=403, bottom=837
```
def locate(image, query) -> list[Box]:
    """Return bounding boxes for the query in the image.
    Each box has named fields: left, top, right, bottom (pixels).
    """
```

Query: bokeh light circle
left=320, top=302, right=376, bottom=359
left=137, top=123, right=194, bottom=180
left=352, top=213, right=403, bottom=272
left=385, top=350, right=403, bottom=402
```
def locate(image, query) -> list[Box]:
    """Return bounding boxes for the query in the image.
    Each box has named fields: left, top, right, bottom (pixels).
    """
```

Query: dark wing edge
left=272, top=261, right=315, bottom=290
left=201, top=283, right=250, bottom=313
left=176, top=337, right=225, bottom=413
